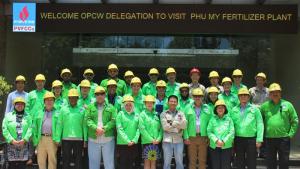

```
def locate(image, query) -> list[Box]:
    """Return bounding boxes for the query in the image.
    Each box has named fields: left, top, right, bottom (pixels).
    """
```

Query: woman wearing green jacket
left=2, top=97, right=32, bottom=169
left=139, top=95, right=163, bottom=169
left=116, top=95, right=140, bottom=169
left=206, top=86, right=219, bottom=112
left=207, top=100, right=235, bottom=169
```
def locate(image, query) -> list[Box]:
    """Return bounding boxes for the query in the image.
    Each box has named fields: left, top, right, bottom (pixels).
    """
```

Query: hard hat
left=44, top=91, right=55, bottom=100
left=124, top=70, right=134, bottom=77
left=238, top=88, right=250, bottom=95
left=189, top=68, right=200, bottom=76
left=13, top=97, right=26, bottom=105
left=60, top=68, right=72, bottom=77
left=156, top=80, right=166, bottom=88
left=68, top=88, right=79, bottom=97
left=130, top=77, right=142, bottom=85
left=269, top=83, right=282, bottom=92
left=179, top=83, right=189, bottom=90
left=35, top=74, right=46, bottom=81
left=15, top=75, right=26, bottom=82
left=215, top=100, right=226, bottom=107
left=148, top=68, right=159, bottom=75
left=122, top=95, right=134, bottom=103
left=166, top=67, right=176, bottom=75
left=52, top=80, right=63, bottom=88
left=232, top=69, right=243, bottom=76
left=107, top=79, right=117, bottom=86
left=108, top=64, right=118, bottom=70
left=79, top=79, right=91, bottom=88
left=192, top=88, right=204, bottom=96
left=221, top=77, right=232, bottom=85
left=94, top=86, right=106, bottom=94
left=84, top=68, right=94, bottom=75
left=144, top=95, right=156, bottom=103
left=209, top=71, right=220, bottom=79
left=255, top=72, right=267, bottom=80
left=208, top=86, right=219, bottom=94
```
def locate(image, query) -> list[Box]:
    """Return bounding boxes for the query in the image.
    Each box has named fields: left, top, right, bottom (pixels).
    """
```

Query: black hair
left=214, top=105, right=228, bottom=115
left=168, top=95, right=178, bottom=102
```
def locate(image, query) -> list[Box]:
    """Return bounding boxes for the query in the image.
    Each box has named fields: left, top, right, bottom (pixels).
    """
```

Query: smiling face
left=216, top=105, right=226, bottom=117
left=108, top=69, right=118, bottom=78
left=131, top=83, right=141, bottom=95
left=233, top=76, right=242, bottom=85
left=255, top=77, right=266, bottom=87
left=269, top=90, right=281, bottom=103
left=15, top=81, right=25, bottom=91
left=209, top=92, right=218, bottom=102
left=108, top=85, right=117, bottom=95
left=238, top=94, right=250, bottom=104
left=35, top=80, right=45, bottom=90
left=68, top=96, right=78, bottom=106
left=167, top=73, right=176, bottom=83
left=44, top=98, right=54, bottom=111
left=168, top=97, right=178, bottom=110
left=145, top=101, right=154, bottom=111
left=53, top=86, right=62, bottom=96
left=95, top=92, right=106, bottom=104
left=124, top=102, right=134, bottom=113
left=15, top=102, right=25, bottom=112
left=223, top=82, right=232, bottom=92
left=84, top=73, right=94, bottom=81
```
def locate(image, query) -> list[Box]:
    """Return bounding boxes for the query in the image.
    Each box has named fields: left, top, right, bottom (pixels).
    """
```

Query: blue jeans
left=88, top=138, right=115, bottom=169
left=162, top=142, right=184, bottom=169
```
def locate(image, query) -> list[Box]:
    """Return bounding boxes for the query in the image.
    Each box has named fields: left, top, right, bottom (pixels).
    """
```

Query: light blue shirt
left=5, top=90, right=28, bottom=114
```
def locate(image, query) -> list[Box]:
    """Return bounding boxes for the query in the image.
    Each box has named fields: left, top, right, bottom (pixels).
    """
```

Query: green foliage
left=0, top=76, right=12, bottom=104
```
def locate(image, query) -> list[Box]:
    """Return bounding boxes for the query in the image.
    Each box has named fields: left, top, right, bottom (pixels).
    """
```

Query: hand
left=256, top=142, right=262, bottom=148
left=19, top=140, right=25, bottom=146
left=128, top=141, right=134, bottom=146
left=152, top=140, right=160, bottom=145
left=96, top=127, right=104, bottom=136
left=55, top=142, right=60, bottom=146
left=11, top=140, right=19, bottom=145
left=26, top=159, right=33, bottom=165
left=216, top=140, right=224, bottom=147
left=184, top=139, right=191, bottom=145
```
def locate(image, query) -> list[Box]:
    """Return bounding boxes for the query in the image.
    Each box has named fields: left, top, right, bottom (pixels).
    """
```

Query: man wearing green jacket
left=231, top=69, right=247, bottom=96
left=129, top=77, right=145, bottom=113
left=60, top=68, right=77, bottom=99
left=56, top=89, right=87, bottom=169
left=183, top=88, right=211, bottom=169
left=78, top=79, right=95, bottom=109
left=218, top=77, right=239, bottom=113
left=142, top=68, right=159, bottom=96
left=123, top=70, right=134, bottom=95
left=231, top=88, right=264, bottom=169
left=85, top=86, right=117, bottom=169
left=100, top=64, right=127, bottom=96
left=260, top=83, right=299, bottom=169
left=165, top=67, right=180, bottom=98
left=79, top=68, right=98, bottom=97
left=33, top=92, right=59, bottom=169
left=106, top=79, right=122, bottom=112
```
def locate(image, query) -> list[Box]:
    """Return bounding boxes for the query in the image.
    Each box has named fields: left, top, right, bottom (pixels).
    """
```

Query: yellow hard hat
left=124, top=70, right=134, bottom=77
left=108, top=64, right=118, bottom=70
left=68, top=88, right=79, bottom=97
left=60, top=68, right=72, bottom=77
left=52, top=80, right=63, bottom=88
left=215, top=100, right=226, bottom=107
left=79, top=79, right=91, bottom=88
left=148, top=68, right=159, bottom=75
left=44, top=91, right=55, bottom=100
left=238, top=88, right=250, bottom=95
left=13, top=97, right=26, bottom=105
left=269, top=83, right=282, bottom=92
left=209, top=71, right=220, bottom=79
left=232, top=69, right=243, bottom=76
left=122, top=95, right=134, bottom=103
left=35, top=74, right=46, bottom=81
left=221, top=77, right=232, bottom=85
left=179, top=83, right=189, bottom=90
left=94, top=86, right=106, bottom=94
left=208, top=86, right=219, bottom=94
left=84, top=68, right=94, bottom=75
left=130, top=77, right=142, bottom=85
left=192, top=88, right=204, bottom=96
left=255, top=72, right=267, bottom=80
left=15, top=75, right=26, bottom=82
left=144, top=95, right=156, bottom=103
left=166, top=67, right=176, bottom=74
left=107, top=79, right=117, bottom=86
left=156, top=80, right=167, bottom=88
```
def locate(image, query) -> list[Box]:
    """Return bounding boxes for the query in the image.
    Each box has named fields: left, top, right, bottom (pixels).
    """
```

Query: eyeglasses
left=95, top=93, right=105, bottom=96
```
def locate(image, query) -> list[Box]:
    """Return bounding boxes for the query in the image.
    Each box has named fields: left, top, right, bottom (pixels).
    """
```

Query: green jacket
left=207, top=114, right=235, bottom=149
left=142, top=81, right=157, bottom=96
left=85, top=102, right=117, bottom=139
left=231, top=83, right=247, bottom=96
left=62, top=82, right=77, bottom=99
left=218, top=92, right=239, bottom=112
left=166, top=82, right=180, bottom=98
left=2, top=111, right=32, bottom=143
left=260, top=99, right=299, bottom=138
left=57, top=103, right=87, bottom=142
left=78, top=94, right=95, bottom=108
left=231, top=103, right=264, bottom=142
left=128, top=91, right=145, bottom=114
left=54, top=96, right=67, bottom=111
left=183, top=104, right=212, bottom=139
left=138, top=109, right=163, bottom=144
left=125, top=84, right=132, bottom=95
left=25, top=89, right=48, bottom=116
left=106, top=95, right=122, bottom=112
left=116, top=110, right=140, bottom=145
left=32, top=108, right=60, bottom=146
left=77, top=81, right=98, bottom=98
left=100, top=78, right=127, bottom=96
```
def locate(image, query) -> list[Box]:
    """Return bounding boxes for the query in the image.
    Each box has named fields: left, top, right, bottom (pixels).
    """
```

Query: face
left=167, top=73, right=176, bottom=82
left=216, top=105, right=226, bottom=117
left=180, top=88, right=189, bottom=98
left=145, top=101, right=154, bottom=111
left=69, top=96, right=78, bottom=106
left=209, top=92, right=218, bottom=102
left=233, top=76, right=242, bottom=84
left=157, top=87, right=166, bottom=95
left=256, top=77, right=266, bottom=86
left=131, top=83, right=141, bottom=94
left=124, top=102, right=134, bottom=112
left=125, top=76, right=134, bottom=84
left=61, top=73, right=71, bottom=82
left=168, top=97, right=178, bottom=110
left=84, top=73, right=94, bottom=81
left=15, top=81, right=25, bottom=91
left=239, top=94, right=250, bottom=104
left=108, top=85, right=117, bottom=95
left=269, top=91, right=281, bottom=103
left=193, top=95, right=203, bottom=105
left=44, top=98, right=54, bottom=110
left=35, top=80, right=45, bottom=90
left=210, top=77, right=219, bottom=86
left=15, top=102, right=25, bottom=112
left=108, top=69, right=118, bottom=78
left=149, top=74, right=158, bottom=82
left=223, top=82, right=231, bottom=92
left=190, top=73, right=200, bottom=82
left=95, top=92, right=106, bottom=104
left=53, top=86, right=62, bottom=96
left=80, top=87, right=90, bottom=96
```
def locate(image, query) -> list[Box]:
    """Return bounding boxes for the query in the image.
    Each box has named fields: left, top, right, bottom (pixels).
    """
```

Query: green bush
left=0, top=76, right=12, bottom=104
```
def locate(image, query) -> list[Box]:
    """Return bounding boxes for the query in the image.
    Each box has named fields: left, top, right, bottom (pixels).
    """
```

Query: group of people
left=2, top=63, right=299, bottom=169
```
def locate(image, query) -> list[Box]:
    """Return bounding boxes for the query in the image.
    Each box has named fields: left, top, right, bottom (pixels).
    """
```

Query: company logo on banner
left=13, top=3, right=36, bottom=32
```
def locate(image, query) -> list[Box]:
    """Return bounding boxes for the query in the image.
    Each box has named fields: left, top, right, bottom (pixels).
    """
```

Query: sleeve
left=56, top=109, right=64, bottom=142
left=222, top=118, right=235, bottom=146
left=83, top=111, right=88, bottom=142
left=183, top=112, right=192, bottom=139
left=31, top=116, right=38, bottom=146
left=2, top=116, right=14, bottom=143
left=116, top=113, right=131, bottom=144
left=288, top=103, right=299, bottom=138
left=103, top=107, right=117, bottom=132
left=23, top=116, right=33, bottom=142
left=157, top=123, right=163, bottom=142
left=138, top=114, right=153, bottom=142
left=160, top=112, right=174, bottom=132
left=255, top=108, right=264, bottom=143
left=85, top=107, right=97, bottom=132
left=5, top=93, right=12, bottom=114
left=207, top=118, right=218, bottom=144
left=172, top=112, right=187, bottom=130
left=132, top=126, right=140, bottom=144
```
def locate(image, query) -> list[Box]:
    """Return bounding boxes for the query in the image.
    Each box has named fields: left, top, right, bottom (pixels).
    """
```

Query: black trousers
left=62, top=140, right=83, bottom=169
left=8, top=161, right=26, bottom=169
left=118, top=144, right=138, bottom=169
left=266, top=137, right=290, bottom=169
left=209, top=147, right=232, bottom=169
left=57, top=145, right=62, bottom=169
left=234, top=137, right=256, bottom=169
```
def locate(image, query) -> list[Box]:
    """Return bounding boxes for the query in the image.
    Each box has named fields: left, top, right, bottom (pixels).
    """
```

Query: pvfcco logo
left=13, top=3, right=36, bottom=32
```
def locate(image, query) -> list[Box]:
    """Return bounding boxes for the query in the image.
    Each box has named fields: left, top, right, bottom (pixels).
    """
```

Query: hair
left=168, top=95, right=178, bottom=102
left=214, top=105, right=228, bottom=115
